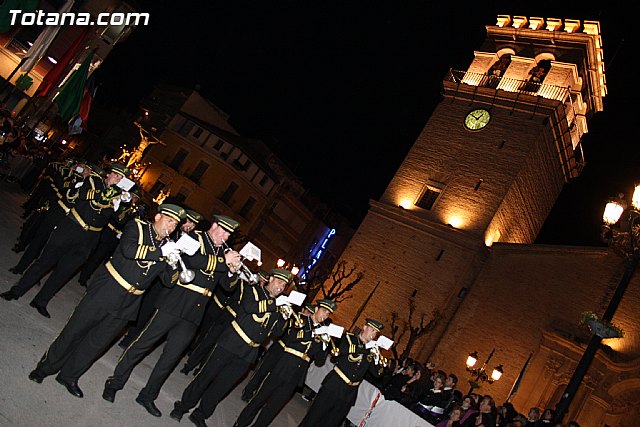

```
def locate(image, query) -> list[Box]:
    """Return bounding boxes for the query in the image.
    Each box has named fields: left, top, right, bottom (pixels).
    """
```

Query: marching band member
left=235, top=299, right=337, bottom=427
left=170, top=269, right=293, bottom=427
left=102, top=214, right=241, bottom=418
left=26, top=203, right=185, bottom=399
left=299, top=318, right=385, bottom=427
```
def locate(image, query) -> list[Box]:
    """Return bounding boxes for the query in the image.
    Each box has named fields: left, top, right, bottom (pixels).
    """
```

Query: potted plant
left=579, top=311, right=624, bottom=339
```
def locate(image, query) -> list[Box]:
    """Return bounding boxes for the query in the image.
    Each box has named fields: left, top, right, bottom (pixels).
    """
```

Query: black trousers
left=119, top=282, right=163, bottom=347
left=108, top=309, right=197, bottom=401
left=176, top=346, right=250, bottom=420
left=242, top=344, right=281, bottom=398
left=183, top=312, right=231, bottom=372
left=78, top=231, right=119, bottom=285
left=36, top=292, right=128, bottom=382
left=13, top=221, right=98, bottom=307
left=237, top=373, right=299, bottom=427
left=299, top=384, right=353, bottom=427
left=13, top=207, right=67, bottom=271
left=15, top=210, right=41, bottom=248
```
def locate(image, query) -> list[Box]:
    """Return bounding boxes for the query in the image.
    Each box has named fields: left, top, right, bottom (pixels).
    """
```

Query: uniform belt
left=69, top=208, right=103, bottom=232
left=231, top=320, right=260, bottom=348
left=333, top=367, right=361, bottom=386
left=106, top=261, right=145, bottom=295
left=107, top=223, right=121, bottom=234
left=177, top=282, right=212, bottom=297
left=277, top=339, right=310, bottom=362
left=226, top=304, right=237, bottom=318
left=213, top=294, right=225, bottom=309
left=57, top=199, right=70, bottom=213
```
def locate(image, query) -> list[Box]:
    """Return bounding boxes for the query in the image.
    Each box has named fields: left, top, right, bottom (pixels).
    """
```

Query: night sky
left=93, top=2, right=634, bottom=247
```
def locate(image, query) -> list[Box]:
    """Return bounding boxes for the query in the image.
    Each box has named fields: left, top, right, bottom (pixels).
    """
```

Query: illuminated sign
left=301, top=228, right=335, bottom=279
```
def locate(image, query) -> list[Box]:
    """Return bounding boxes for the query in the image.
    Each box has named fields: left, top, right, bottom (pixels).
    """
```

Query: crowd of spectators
left=0, top=103, right=55, bottom=187
left=368, top=357, right=581, bottom=427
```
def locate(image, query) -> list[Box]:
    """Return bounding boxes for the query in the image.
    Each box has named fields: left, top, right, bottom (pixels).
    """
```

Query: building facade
left=327, top=15, right=639, bottom=425
left=1, top=0, right=139, bottom=106
left=137, top=87, right=348, bottom=272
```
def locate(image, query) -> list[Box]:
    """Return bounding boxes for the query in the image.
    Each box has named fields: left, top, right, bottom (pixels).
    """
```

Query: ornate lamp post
left=554, top=186, right=639, bottom=423
left=465, top=348, right=504, bottom=395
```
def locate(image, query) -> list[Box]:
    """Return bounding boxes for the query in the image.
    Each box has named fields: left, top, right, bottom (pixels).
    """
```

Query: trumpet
left=223, top=243, right=259, bottom=284
left=163, top=234, right=196, bottom=284
left=119, top=190, right=132, bottom=203
left=370, top=345, right=389, bottom=368
left=279, top=304, right=305, bottom=328
left=317, top=333, right=340, bottom=356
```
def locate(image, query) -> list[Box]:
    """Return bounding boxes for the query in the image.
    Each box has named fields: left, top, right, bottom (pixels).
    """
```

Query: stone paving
left=0, top=179, right=310, bottom=427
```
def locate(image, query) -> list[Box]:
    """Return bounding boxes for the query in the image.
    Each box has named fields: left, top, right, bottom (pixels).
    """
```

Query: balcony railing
left=445, top=69, right=570, bottom=103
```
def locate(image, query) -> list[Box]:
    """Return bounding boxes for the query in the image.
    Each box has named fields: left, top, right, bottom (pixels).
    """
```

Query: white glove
left=161, top=241, right=178, bottom=256
left=166, top=251, right=181, bottom=267
left=275, top=295, right=289, bottom=306
left=112, top=198, right=121, bottom=212
left=365, top=340, right=377, bottom=349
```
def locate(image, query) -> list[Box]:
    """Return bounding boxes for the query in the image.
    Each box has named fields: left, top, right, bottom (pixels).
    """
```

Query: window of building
left=168, top=148, right=188, bottom=170
left=189, top=161, right=209, bottom=184
left=233, top=153, right=252, bottom=171
left=259, top=174, right=269, bottom=187
left=239, top=196, right=256, bottom=218
left=192, top=127, right=203, bottom=138
left=178, top=120, right=195, bottom=137
left=415, top=180, right=445, bottom=210
left=213, top=139, right=224, bottom=150
left=149, top=180, right=167, bottom=198
left=174, top=187, right=191, bottom=203
left=220, top=181, right=239, bottom=204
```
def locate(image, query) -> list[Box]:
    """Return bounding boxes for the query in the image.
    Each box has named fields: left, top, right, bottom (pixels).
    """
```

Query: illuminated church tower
left=333, top=16, right=606, bottom=357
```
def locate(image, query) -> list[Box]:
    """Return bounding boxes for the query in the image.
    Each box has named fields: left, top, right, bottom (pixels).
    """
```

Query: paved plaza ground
left=0, top=179, right=311, bottom=426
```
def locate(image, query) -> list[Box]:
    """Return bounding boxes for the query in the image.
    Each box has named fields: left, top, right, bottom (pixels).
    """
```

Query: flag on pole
left=68, top=74, right=97, bottom=135
left=507, top=352, right=533, bottom=402
left=34, top=28, right=88, bottom=98
left=20, top=0, right=75, bottom=73
left=0, top=0, right=39, bottom=33
left=55, top=50, right=93, bottom=122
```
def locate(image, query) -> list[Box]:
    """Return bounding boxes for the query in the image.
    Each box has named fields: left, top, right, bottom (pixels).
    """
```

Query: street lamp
left=291, top=265, right=300, bottom=276
left=276, top=258, right=285, bottom=268
left=554, top=185, right=640, bottom=423
left=465, top=348, right=504, bottom=395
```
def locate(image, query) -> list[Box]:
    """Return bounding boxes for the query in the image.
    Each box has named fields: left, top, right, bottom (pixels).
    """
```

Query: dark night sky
left=93, top=1, right=634, bottom=247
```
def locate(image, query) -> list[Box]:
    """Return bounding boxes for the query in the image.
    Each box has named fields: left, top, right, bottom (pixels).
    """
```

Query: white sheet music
left=376, top=335, right=394, bottom=350
left=116, top=177, right=135, bottom=191
left=176, top=234, right=200, bottom=256
left=287, top=290, right=306, bottom=306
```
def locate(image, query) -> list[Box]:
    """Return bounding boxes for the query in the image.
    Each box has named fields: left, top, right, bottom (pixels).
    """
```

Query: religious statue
left=127, top=123, right=165, bottom=168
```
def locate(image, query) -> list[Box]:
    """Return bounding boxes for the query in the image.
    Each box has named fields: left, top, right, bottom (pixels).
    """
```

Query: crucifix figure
left=127, top=123, right=165, bottom=168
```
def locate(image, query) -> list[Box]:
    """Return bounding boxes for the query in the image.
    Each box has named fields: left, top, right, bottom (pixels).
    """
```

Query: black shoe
left=0, top=290, right=19, bottom=301
left=28, top=369, right=46, bottom=383
left=188, top=413, right=208, bottom=427
left=29, top=301, right=50, bottom=318
left=11, top=246, right=25, bottom=253
left=55, top=375, right=83, bottom=398
left=179, top=365, right=191, bottom=375
left=102, top=386, right=117, bottom=403
left=169, top=408, right=185, bottom=422
left=79, top=281, right=87, bottom=288
left=192, top=367, right=200, bottom=376
left=136, top=396, right=162, bottom=417
left=8, top=266, right=23, bottom=274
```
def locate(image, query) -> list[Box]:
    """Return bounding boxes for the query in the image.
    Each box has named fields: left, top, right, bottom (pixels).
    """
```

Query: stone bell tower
left=331, top=16, right=606, bottom=358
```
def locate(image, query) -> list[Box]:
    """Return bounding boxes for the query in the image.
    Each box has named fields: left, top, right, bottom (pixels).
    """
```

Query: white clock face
left=464, top=108, right=491, bottom=130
